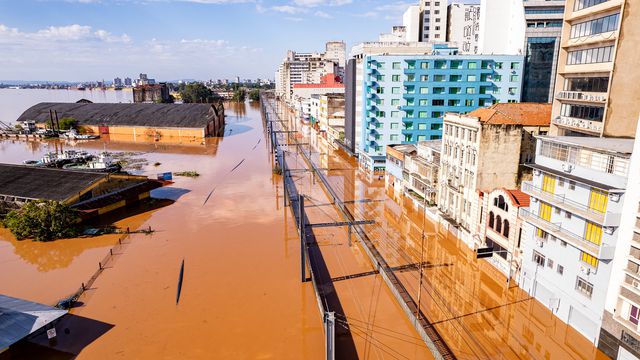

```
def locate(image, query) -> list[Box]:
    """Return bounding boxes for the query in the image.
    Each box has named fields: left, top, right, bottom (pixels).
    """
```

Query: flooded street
left=0, top=95, right=612, bottom=359
left=1, top=101, right=324, bottom=359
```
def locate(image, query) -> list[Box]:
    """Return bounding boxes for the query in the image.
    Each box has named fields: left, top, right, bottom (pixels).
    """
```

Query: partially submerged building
left=0, top=164, right=163, bottom=218
left=0, top=294, right=67, bottom=352
left=16, top=102, right=225, bottom=139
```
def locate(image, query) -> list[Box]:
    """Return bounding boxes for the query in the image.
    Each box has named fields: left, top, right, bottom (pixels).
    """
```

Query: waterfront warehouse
left=16, top=102, right=225, bottom=139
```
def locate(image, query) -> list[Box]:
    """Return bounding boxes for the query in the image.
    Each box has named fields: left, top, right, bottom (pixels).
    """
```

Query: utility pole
left=299, top=194, right=306, bottom=282
left=415, top=196, right=427, bottom=323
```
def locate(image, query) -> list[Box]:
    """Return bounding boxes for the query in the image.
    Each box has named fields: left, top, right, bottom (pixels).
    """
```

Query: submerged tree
left=248, top=89, right=260, bottom=102
left=232, top=88, right=246, bottom=102
left=179, top=83, right=220, bottom=103
left=3, top=200, right=79, bottom=241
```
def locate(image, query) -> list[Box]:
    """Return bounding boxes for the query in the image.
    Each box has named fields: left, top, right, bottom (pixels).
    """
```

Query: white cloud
left=272, top=5, right=306, bottom=14
left=284, top=16, right=304, bottom=22
left=314, top=10, right=331, bottom=18
left=292, top=0, right=351, bottom=6
left=0, top=23, right=262, bottom=81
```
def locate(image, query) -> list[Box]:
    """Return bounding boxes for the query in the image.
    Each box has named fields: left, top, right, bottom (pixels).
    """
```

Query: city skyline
left=0, top=0, right=420, bottom=82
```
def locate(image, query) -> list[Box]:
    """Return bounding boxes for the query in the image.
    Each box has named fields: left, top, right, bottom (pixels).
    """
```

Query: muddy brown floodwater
left=0, top=102, right=324, bottom=359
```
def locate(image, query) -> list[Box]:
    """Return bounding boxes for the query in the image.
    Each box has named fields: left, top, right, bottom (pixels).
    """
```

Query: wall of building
left=79, top=125, right=205, bottom=139
left=447, top=3, right=480, bottom=54
left=403, top=5, right=421, bottom=42
left=478, top=0, right=526, bottom=55
left=603, top=0, right=640, bottom=138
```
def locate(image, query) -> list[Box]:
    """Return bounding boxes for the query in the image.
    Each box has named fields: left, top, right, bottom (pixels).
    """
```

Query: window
left=449, top=87, right=461, bottom=94
left=392, top=75, right=400, bottom=82
left=493, top=87, right=501, bottom=95
left=570, top=13, right=620, bottom=39
left=493, top=74, right=502, bottom=82
left=542, top=175, right=556, bottom=194
left=376, top=75, right=385, bottom=82
left=435, top=60, right=446, bottom=69
left=585, top=221, right=603, bottom=246
left=390, top=134, right=399, bottom=141
left=489, top=211, right=495, bottom=228
left=433, top=99, right=444, bottom=106
left=508, top=87, right=518, bottom=95
left=392, top=62, right=401, bottom=69
left=581, top=251, right=599, bottom=268
left=390, top=123, right=399, bottom=130
left=565, top=211, right=572, bottom=219
left=495, top=62, right=503, bottom=69
left=418, top=123, right=427, bottom=130
left=467, top=62, right=478, bottom=69
left=432, top=111, right=443, bottom=118
left=575, top=277, right=594, bottom=298
left=448, top=99, right=460, bottom=106
left=496, top=215, right=502, bottom=233
left=574, top=0, right=609, bottom=11
left=557, top=264, right=564, bottom=275
left=391, top=111, right=400, bottom=118
left=589, top=188, right=608, bottom=213
left=510, top=62, right=520, bottom=70
left=464, top=99, right=474, bottom=106
left=533, top=251, right=545, bottom=267
left=377, top=99, right=385, bottom=106
left=419, top=99, right=428, bottom=106
left=420, top=87, right=429, bottom=94
left=376, top=110, right=386, bottom=117
left=467, top=74, right=477, bottom=82
left=503, top=220, right=510, bottom=237
left=434, top=74, right=446, bottom=82
left=419, top=111, right=428, bottom=118
left=420, top=75, right=429, bottom=81
left=451, top=60, right=462, bottom=69
left=420, top=62, right=429, bottom=69
left=569, top=181, right=576, bottom=190
left=567, top=46, right=614, bottom=65
left=547, top=258, right=554, bottom=268
left=481, top=60, right=491, bottom=69
left=391, top=99, right=400, bottom=106
left=392, top=87, right=400, bottom=94
left=377, top=62, right=385, bottom=69
left=433, top=87, right=445, bottom=94
left=466, top=87, right=476, bottom=94
left=565, top=77, right=609, bottom=93
left=510, top=75, right=519, bottom=82
left=630, top=305, right=640, bottom=326
left=450, top=75, right=462, bottom=82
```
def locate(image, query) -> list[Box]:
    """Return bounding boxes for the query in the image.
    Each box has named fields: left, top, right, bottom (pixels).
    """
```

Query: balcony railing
left=519, top=208, right=615, bottom=259
left=556, top=91, right=607, bottom=103
left=521, top=181, right=620, bottom=226
left=553, top=116, right=603, bottom=134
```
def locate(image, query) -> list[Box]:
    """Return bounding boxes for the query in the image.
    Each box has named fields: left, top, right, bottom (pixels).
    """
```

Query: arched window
left=497, top=195, right=508, bottom=211
left=496, top=215, right=502, bottom=233
left=489, top=211, right=495, bottom=228
left=493, top=197, right=498, bottom=206
left=503, top=220, right=510, bottom=238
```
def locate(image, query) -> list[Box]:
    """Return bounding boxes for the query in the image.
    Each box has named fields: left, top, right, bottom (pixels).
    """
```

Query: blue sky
left=0, top=0, right=418, bottom=82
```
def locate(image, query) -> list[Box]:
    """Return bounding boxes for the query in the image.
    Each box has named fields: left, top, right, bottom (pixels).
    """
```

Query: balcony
left=521, top=181, right=621, bottom=226
left=366, top=68, right=379, bottom=76
left=556, top=91, right=607, bottom=104
left=367, top=92, right=377, bottom=100
left=553, top=116, right=603, bottom=134
left=404, top=68, right=415, bottom=75
left=367, top=104, right=377, bottom=111
left=367, top=80, right=379, bottom=88
left=519, top=208, right=615, bottom=260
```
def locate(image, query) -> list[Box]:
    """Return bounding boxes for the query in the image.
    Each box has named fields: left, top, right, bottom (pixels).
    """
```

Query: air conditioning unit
left=580, top=265, right=591, bottom=275
left=633, top=279, right=640, bottom=289
left=531, top=197, right=538, bottom=203
left=533, top=169, right=541, bottom=176
left=562, top=163, right=574, bottom=173
left=537, top=239, right=544, bottom=248
left=604, top=227, right=614, bottom=235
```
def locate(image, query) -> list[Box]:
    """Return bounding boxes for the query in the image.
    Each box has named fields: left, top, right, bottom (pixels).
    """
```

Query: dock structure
left=0, top=294, right=67, bottom=352
left=0, top=164, right=163, bottom=218
left=16, top=102, right=225, bottom=139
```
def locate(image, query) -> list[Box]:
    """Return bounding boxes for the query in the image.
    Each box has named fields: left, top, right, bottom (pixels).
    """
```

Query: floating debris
left=174, top=171, right=200, bottom=178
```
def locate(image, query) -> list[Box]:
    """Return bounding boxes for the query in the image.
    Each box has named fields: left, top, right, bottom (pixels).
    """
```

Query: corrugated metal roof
left=16, top=102, right=219, bottom=129
left=0, top=164, right=106, bottom=201
left=0, top=294, right=67, bottom=349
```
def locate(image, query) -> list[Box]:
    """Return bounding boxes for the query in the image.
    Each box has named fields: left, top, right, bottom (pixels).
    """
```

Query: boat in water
left=23, top=150, right=92, bottom=167
left=62, top=152, right=121, bottom=173
left=62, top=129, right=99, bottom=140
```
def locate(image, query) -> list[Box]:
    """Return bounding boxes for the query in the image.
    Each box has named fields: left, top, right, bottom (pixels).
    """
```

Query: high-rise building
left=447, top=3, right=481, bottom=54
left=477, top=0, right=526, bottom=55
left=519, top=1, right=640, bottom=352
left=124, top=77, right=132, bottom=87
left=113, top=77, right=123, bottom=87
left=551, top=0, right=638, bottom=137
left=403, top=5, right=421, bottom=42
left=275, top=41, right=346, bottom=103
left=346, top=43, right=525, bottom=172
left=521, top=1, right=564, bottom=103
left=419, top=0, right=448, bottom=42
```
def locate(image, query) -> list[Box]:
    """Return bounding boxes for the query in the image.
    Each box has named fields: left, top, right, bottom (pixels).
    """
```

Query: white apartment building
left=419, top=0, right=448, bottom=42
left=403, top=5, right=421, bottom=42
left=477, top=0, right=526, bottom=55
left=519, top=136, right=632, bottom=343
left=447, top=3, right=480, bottom=54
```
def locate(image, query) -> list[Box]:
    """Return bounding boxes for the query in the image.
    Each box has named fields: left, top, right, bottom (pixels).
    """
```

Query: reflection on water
left=296, top=117, right=609, bottom=359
